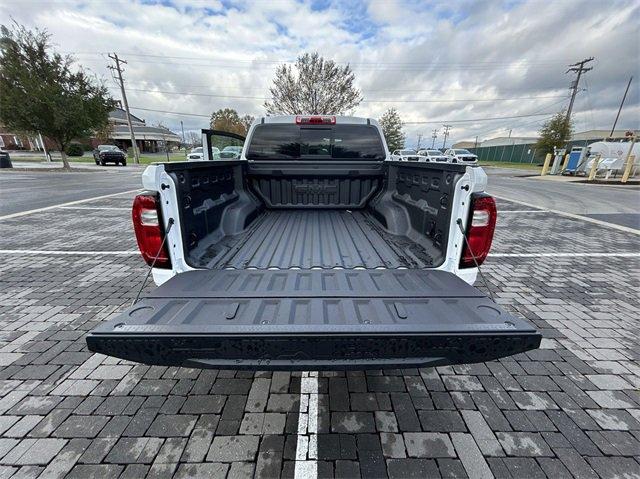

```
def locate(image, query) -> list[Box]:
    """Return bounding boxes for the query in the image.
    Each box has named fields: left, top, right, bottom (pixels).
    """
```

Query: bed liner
left=197, top=209, right=435, bottom=269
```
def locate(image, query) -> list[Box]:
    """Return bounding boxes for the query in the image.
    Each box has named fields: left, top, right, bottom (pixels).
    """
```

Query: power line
left=113, top=86, right=566, bottom=103
left=129, top=107, right=561, bottom=124
left=456, top=96, right=569, bottom=140
left=404, top=112, right=557, bottom=125
left=68, top=50, right=573, bottom=66
left=68, top=52, right=571, bottom=71
left=130, top=107, right=211, bottom=118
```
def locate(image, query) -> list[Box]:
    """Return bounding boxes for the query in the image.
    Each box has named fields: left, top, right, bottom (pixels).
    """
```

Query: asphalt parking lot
left=1, top=168, right=639, bottom=478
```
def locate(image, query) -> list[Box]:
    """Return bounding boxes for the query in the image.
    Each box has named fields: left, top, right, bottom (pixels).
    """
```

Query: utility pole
left=609, top=76, right=632, bottom=138
left=416, top=134, right=423, bottom=150
left=108, top=53, right=139, bottom=164
left=442, top=125, right=452, bottom=149
left=565, top=57, right=594, bottom=125
left=180, top=120, right=186, bottom=157
left=431, top=129, right=438, bottom=148
left=474, top=136, right=478, bottom=149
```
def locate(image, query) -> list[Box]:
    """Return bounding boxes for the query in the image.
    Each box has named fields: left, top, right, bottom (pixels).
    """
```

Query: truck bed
left=197, top=209, right=434, bottom=269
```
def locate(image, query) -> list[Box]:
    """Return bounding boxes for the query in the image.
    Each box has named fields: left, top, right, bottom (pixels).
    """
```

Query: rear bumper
left=86, top=331, right=541, bottom=370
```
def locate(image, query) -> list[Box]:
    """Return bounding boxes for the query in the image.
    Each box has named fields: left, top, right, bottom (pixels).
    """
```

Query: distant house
left=1, top=108, right=181, bottom=153
left=0, top=126, right=56, bottom=151
left=93, top=108, right=182, bottom=153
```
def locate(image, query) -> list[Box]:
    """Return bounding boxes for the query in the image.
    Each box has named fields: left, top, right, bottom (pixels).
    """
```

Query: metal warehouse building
left=453, top=129, right=639, bottom=163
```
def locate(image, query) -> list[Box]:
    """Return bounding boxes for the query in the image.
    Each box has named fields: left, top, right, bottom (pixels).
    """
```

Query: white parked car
left=445, top=149, right=478, bottom=164
left=417, top=149, right=449, bottom=162
left=187, top=146, right=221, bottom=161
left=390, top=149, right=421, bottom=161
left=187, top=147, right=204, bottom=161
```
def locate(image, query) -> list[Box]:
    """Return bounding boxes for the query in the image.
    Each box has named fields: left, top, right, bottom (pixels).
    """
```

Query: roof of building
left=109, top=108, right=145, bottom=125
left=450, top=141, right=476, bottom=149
left=455, top=129, right=639, bottom=148
left=570, top=129, right=639, bottom=141
left=111, top=125, right=181, bottom=143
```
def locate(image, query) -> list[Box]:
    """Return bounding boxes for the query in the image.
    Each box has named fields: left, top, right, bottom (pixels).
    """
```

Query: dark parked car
left=93, top=145, right=127, bottom=166
left=0, top=150, right=12, bottom=168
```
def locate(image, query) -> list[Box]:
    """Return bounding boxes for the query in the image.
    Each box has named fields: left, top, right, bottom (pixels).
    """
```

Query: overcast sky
left=2, top=0, right=638, bottom=147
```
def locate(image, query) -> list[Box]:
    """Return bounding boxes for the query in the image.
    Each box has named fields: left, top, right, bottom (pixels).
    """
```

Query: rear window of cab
left=247, top=124, right=385, bottom=160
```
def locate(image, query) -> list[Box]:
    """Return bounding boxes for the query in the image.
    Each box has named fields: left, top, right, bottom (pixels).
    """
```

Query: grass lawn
left=12, top=153, right=188, bottom=165
left=478, top=160, right=542, bottom=171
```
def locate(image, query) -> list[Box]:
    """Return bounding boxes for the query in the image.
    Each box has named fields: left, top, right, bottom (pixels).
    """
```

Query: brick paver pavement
left=0, top=194, right=639, bottom=478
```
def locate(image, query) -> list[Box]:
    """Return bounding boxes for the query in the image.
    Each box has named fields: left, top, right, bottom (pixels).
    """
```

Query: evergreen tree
left=379, top=108, right=406, bottom=151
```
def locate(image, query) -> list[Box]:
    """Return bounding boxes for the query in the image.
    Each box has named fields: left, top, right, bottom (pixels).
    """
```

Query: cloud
left=1, top=0, right=637, bottom=146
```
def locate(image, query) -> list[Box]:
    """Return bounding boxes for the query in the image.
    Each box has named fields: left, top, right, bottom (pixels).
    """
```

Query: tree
left=379, top=108, right=405, bottom=151
left=187, top=130, right=201, bottom=147
left=535, top=109, right=574, bottom=155
left=264, top=52, right=362, bottom=115
left=0, top=22, right=115, bottom=170
left=240, top=114, right=254, bottom=134
left=210, top=108, right=254, bottom=136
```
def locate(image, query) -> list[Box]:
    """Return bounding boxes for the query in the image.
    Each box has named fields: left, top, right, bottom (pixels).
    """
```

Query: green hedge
left=66, top=144, right=85, bottom=157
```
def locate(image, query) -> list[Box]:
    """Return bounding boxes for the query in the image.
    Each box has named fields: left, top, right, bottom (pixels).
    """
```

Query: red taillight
left=132, top=193, right=171, bottom=269
left=459, top=193, right=497, bottom=269
left=295, top=115, right=336, bottom=125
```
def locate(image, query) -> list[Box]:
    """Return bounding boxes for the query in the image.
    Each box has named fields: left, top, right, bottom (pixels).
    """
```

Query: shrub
left=66, top=143, right=84, bottom=156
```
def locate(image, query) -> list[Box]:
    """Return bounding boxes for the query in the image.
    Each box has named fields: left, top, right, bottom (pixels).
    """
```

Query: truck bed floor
left=199, top=210, right=434, bottom=269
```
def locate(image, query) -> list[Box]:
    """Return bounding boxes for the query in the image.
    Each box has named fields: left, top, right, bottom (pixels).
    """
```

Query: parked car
left=219, top=145, right=243, bottom=159
left=87, top=115, right=540, bottom=370
left=418, top=149, right=449, bottom=162
left=188, top=146, right=222, bottom=161
left=187, top=147, right=204, bottom=161
left=0, top=150, right=12, bottom=168
left=445, top=148, right=478, bottom=164
left=390, top=149, right=421, bottom=161
left=93, top=145, right=127, bottom=166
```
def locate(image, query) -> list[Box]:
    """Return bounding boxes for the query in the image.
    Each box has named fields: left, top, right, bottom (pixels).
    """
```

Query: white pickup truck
left=87, top=115, right=540, bottom=370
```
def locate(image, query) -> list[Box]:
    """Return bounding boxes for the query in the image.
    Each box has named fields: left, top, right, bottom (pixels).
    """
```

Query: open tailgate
left=87, top=269, right=541, bottom=370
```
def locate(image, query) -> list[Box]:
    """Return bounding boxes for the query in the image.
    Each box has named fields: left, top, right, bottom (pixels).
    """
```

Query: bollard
left=621, top=155, right=635, bottom=183
left=588, top=154, right=601, bottom=181
left=541, top=153, right=552, bottom=176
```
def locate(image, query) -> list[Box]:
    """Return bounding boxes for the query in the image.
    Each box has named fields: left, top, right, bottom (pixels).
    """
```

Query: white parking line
left=58, top=206, right=131, bottom=211
left=0, top=250, right=138, bottom=256
left=490, top=252, right=640, bottom=258
left=0, top=189, right=138, bottom=220
left=499, top=210, right=549, bottom=214
left=295, top=372, right=319, bottom=479
left=492, top=194, right=640, bottom=235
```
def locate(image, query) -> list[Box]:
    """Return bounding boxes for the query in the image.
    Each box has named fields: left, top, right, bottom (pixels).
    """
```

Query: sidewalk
left=6, top=161, right=146, bottom=172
